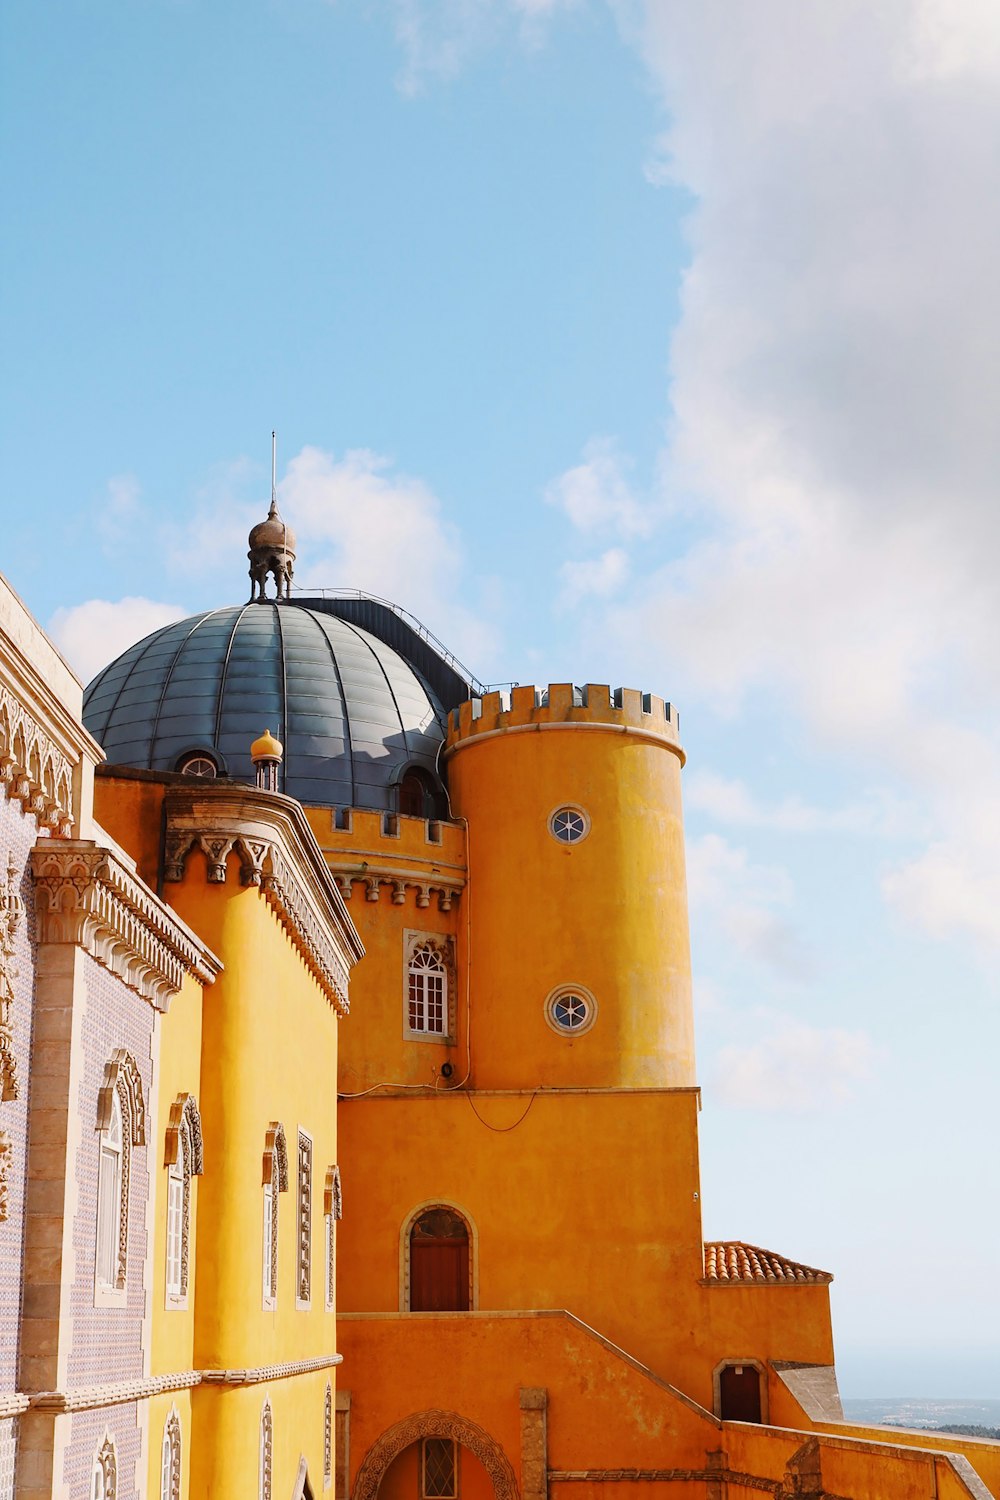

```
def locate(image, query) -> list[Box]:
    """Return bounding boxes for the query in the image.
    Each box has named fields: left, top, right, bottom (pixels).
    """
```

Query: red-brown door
left=409, top=1209, right=470, bottom=1311
left=719, top=1364, right=762, bottom=1422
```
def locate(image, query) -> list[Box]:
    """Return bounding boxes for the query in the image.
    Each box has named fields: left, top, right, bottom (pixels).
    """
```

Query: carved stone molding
left=0, top=1132, right=11, bottom=1222
left=30, top=841, right=221, bottom=1010
left=163, top=786, right=363, bottom=1014
left=331, top=864, right=462, bottom=913
left=0, top=684, right=75, bottom=834
left=200, top=1352, right=343, bottom=1385
left=352, top=1411, right=519, bottom=1500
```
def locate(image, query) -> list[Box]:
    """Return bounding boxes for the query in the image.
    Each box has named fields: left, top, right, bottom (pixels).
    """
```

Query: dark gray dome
left=83, top=603, right=446, bottom=810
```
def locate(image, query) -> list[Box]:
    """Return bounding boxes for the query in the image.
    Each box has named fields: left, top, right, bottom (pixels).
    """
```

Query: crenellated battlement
left=445, top=683, right=683, bottom=761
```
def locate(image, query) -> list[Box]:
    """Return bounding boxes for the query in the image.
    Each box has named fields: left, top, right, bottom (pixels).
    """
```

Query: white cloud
left=686, top=832, right=815, bottom=982
left=389, top=0, right=575, bottom=93
left=48, top=598, right=186, bottom=685
left=685, top=769, right=912, bottom=838
left=558, top=548, right=629, bottom=607
left=545, top=438, right=653, bottom=538
left=163, top=444, right=498, bottom=675
left=581, top=0, right=1000, bottom=948
left=714, top=1019, right=874, bottom=1114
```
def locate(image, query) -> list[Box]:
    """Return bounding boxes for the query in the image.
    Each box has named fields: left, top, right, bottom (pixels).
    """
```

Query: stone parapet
left=445, top=683, right=683, bottom=763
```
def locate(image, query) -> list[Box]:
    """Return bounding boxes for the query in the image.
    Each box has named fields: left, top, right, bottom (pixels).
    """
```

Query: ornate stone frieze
left=163, top=786, right=363, bottom=1014
left=0, top=852, right=24, bottom=1102
left=30, top=842, right=221, bottom=1010
left=0, top=684, right=76, bottom=834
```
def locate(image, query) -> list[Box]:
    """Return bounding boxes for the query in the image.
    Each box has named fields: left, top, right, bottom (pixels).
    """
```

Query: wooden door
left=409, top=1209, right=470, bottom=1311
left=719, top=1364, right=762, bottom=1422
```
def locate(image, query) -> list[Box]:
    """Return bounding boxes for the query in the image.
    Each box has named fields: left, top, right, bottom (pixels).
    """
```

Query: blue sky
left=4, top=0, right=1000, bottom=1397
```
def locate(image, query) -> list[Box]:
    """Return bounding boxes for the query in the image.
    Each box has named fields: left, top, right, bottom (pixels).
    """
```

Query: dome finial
left=248, top=432, right=297, bottom=603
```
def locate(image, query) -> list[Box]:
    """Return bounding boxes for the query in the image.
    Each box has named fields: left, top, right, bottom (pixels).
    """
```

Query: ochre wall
left=445, top=686, right=694, bottom=1090
left=94, top=772, right=167, bottom=889
left=305, top=807, right=465, bottom=1094
left=380, top=1438, right=494, bottom=1500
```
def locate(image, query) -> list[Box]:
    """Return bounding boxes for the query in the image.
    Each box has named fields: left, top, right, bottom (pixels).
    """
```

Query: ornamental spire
left=248, top=432, right=297, bottom=602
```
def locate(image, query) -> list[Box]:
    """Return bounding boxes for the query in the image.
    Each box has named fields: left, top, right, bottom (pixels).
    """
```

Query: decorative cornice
left=200, top=1353, right=343, bottom=1385
left=30, top=841, right=222, bottom=1010
left=0, top=682, right=77, bottom=833
left=330, top=863, right=463, bottom=911
left=24, top=1353, right=343, bottom=1412
left=28, top=1370, right=202, bottom=1413
left=163, top=786, right=364, bottom=1014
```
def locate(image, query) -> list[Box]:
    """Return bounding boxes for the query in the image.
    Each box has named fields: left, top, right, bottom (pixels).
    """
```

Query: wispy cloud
left=686, top=832, right=815, bottom=983
left=544, top=437, right=654, bottom=539
left=558, top=547, right=629, bottom=608
left=389, top=0, right=576, bottom=94
left=685, top=769, right=914, bottom=839
left=49, top=597, right=186, bottom=684
left=714, top=1017, right=874, bottom=1114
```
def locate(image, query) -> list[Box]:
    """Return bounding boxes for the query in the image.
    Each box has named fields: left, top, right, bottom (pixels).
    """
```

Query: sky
left=3, top=0, right=1000, bottom=1398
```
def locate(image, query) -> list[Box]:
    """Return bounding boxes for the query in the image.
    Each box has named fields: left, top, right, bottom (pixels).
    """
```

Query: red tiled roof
left=703, top=1241, right=833, bottom=1285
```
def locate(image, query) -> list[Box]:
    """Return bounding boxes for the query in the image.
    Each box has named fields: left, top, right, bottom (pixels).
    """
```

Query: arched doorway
left=409, top=1207, right=470, bottom=1312
left=352, top=1412, right=518, bottom=1500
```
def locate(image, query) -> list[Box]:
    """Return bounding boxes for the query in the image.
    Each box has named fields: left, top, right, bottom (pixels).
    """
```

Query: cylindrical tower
left=445, top=682, right=695, bottom=1090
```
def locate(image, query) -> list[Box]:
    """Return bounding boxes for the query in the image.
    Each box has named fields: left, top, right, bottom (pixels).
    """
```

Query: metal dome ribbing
left=82, top=603, right=446, bottom=810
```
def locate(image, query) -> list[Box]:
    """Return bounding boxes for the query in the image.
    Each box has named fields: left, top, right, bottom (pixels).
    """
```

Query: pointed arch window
left=165, top=1094, right=204, bottom=1304
left=160, top=1409, right=181, bottom=1500
left=323, top=1165, right=342, bottom=1312
left=95, top=1050, right=146, bottom=1301
left=262, top=1124, right=289, bottom=1309
left=91, top=1435, right=117, bottom=1500
left=259, top=1401, right=273, bottom=1500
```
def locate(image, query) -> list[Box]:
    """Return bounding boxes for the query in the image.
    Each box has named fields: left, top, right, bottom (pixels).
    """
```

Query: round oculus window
left=178, top=754, right=218, bottom=779
left=549, top=805, right=590, bottom=844
left=544, top=985, right=597, bottom=1037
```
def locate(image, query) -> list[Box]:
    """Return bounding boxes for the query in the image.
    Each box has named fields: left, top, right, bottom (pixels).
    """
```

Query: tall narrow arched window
left=91, top=1435, right=117, bottom=1500
left=408, top=945, right=447, bottom=1036
left=397, top=767, right=440, bottom=819
left=160, top=1409, right=181, bottom=1500
left=95, top=1050, right=146, bottom=1300
left=259, top=1401, right=273, bottom=1500
left=408, top=1206, right=471, bottom=1312
left=323, top=1165, right=342, bottom=1312
left=262, top=1124, right=289, bottom=1309
left=165, top=1094, right=204, bottom=1304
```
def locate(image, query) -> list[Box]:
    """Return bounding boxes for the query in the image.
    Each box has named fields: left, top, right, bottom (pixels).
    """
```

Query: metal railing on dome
left=291, top=586, right=491, bottom=697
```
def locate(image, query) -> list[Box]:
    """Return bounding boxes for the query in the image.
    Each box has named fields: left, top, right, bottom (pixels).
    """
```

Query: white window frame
left=403, top=932, right=455, bottom=1045
left=96, top=1090, right=124, bottom=1299
left=165, top=1160, right=184, bottom=1299
left=262, top=1123, right=288, bottom=1311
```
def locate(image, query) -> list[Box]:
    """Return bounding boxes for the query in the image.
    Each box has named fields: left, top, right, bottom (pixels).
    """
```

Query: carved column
left=520, top=1387, right=548, bottom=1500
left=335, top=1390, right=351, bottom=1500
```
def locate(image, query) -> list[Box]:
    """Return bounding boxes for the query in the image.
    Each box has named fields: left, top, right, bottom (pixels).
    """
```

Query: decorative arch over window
left=402, top=1203, right=476, bottom=1313
left=91, top=1433, right=117, bottom=1500
left=395, top=765, right=443, bottom=820
left=160, top=1408, right=181, bottom=1500
left=259, top=1401, right=273, bottom=1500
left=164, top=1094, right=204, bottom=1302
left=324, top=1164, right=342, bottom=1221
left=95, top=1050, right=146, bottom=1297
left=262, top=1123, right=289, bottom=1308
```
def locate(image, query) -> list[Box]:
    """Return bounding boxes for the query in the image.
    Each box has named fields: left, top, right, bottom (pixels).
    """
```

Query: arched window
left=397, top=767, right=440, bottom=819
left=165, top=1094, right=204, bottom=1303
left=91, top=1435, right=117, bottom=1500
left=176, top=750, right=218, bottom=779
left=408, top=1206, right=471, bottom=1312
left=259, top=1401, right=273, bottom=1500
left=95, top=1050, right=145, bottom=1298
left=407, top=945, right=447, bottom=1037
left=324, top=1383, right=333, bottom=1490
left=160, top=1409, right=181, bottom=1500
left=262, top=1124, right=289, bottom=1309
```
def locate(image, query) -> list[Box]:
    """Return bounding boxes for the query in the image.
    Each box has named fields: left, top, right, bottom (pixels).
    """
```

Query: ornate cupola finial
left=250, top=728, right=284, bottom=792
left=248, top=432, right=297, bottom=602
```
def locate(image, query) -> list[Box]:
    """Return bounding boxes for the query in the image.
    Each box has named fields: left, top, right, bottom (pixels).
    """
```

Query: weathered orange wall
left=380, top=1439, right=494, bottom=1500
left=94, top=770, right=166, bottom=888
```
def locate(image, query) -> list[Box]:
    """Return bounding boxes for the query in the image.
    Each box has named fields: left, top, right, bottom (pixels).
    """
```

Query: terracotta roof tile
left=703, top=1241, right=833, bottom=1286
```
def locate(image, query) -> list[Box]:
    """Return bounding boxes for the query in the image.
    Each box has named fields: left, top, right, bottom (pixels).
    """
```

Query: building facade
left=0, top=503, right=997, bottom=1500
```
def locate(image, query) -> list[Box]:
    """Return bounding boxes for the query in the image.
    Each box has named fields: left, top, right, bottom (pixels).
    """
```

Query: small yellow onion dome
left=250, top=728, right=284, bottom=763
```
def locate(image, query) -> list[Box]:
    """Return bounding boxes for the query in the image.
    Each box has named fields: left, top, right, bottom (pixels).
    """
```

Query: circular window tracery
left=544, top=984, right=598, bottom=1037
left=548, top=805, right=590, bottom=844
left=177, top=753, right=217, bottom=779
